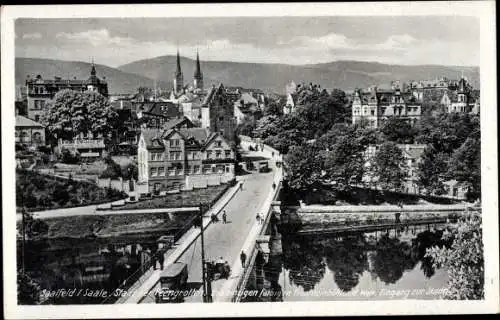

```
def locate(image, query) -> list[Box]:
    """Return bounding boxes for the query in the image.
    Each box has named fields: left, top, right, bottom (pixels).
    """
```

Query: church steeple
left=173, top=49, right=184, bottom=96
left=175, top=49, right=182, bottom=76
left=193, top=50, right=204, bottom=91
left=90, top=58, right=96, bottom=76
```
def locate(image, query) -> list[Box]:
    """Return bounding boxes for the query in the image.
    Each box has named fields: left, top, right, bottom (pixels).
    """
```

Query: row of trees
left=246, top=83, right=480, bottom=199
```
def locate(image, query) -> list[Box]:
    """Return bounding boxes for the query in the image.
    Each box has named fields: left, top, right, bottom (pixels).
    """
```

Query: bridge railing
left=232, top=178, right=282, bottom=302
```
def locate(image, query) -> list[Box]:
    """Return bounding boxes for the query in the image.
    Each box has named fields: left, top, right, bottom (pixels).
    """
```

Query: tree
left=263, top=96, right=283, bottom=116
left=100, top=155, right=122, bottom=179
left=373, top=142, right=407, bottom=191
left=380, top=117, right=416, bottom=144
left=417, top=146, right=449, bottom=195
left=85, top=91, right=119, bottom=143
left=44, top=89, right=118, bottom=144
left=447, top=137, right=481, bottom=199
left=236, top=116, right=257, bottom=137
left=426, top=212, right=484, bottom=299
left=253, top=115, right=280, bottom=140
left=323, top=136, right=365, bottom=190
left=264, top=128, right=304, bottom=155
left=18, top=271, right=42, bottom=304
left=284, top=143, right=323, bottom=191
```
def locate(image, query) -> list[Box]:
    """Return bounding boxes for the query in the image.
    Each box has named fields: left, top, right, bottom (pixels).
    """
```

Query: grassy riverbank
left=16, top=169, right=127, bottom=211
left=18, top=210, right=198, bottom=240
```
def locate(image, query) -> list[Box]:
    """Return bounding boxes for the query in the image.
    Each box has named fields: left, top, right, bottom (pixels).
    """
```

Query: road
left=140, top=166, right=276, bottom=303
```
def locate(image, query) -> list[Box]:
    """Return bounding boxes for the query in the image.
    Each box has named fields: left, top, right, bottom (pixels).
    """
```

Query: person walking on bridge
left=240, top=250, right=247, bottom=268
left=222, top=210, right=227, bottom=224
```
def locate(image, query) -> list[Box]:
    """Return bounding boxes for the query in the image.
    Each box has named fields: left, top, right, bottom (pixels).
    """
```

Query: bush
left=100, top=156, right=122, bottom=179
left=60, top=148, right=80, bottom=164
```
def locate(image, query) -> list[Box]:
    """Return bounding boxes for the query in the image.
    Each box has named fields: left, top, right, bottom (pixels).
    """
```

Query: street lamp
left=199, top=203, right=212, bottom=302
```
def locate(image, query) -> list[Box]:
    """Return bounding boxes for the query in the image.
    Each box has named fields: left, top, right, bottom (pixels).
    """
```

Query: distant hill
left=16, top=57, right=480, bottom=96
left=15, top=58, right=161, bottom=94
left=118, top=56, right=480, bottom=94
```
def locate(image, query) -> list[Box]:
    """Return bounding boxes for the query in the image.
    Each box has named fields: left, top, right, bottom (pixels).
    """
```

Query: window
left=170, top=139, right=175, bottom=147
left=158, top=167, right=165, bottom=176
left=207, top=150, right=212, bottom=158
left=169, top=167, right=176, bottom=176
left=225, top=150, right=231, bottom=158
left=219, top=116, right=224, bottom=121
left=194, top=165, right=201, bottom=174
left=176, top=152, right=182, bottom=160
left=203, top=165, right=211, bottom=174
left=177, top=165, right=184, bottom=175
left=215, top=141, right=222, bottom=147
left=34, top=100, right=45, bottom=110
left=187, top=165, right=192, bottom=174
left=151, top=168, right=157, bottom=177
left=216, top=151, right=221, bottom=159
left=175, top=139, right=180, bottom=146
left=34, top=115, right=40, bottom=122
left=370, top=110, right=375, bottom=116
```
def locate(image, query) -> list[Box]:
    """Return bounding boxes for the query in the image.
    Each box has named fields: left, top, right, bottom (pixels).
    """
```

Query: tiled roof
left=202, top=83, right=224, bottom=106
left=178, top=127, right=212, bottom=145
left=15, top=115, right=44, bottom=128
left=141, top=129, right=164, bottom=149
left=163, top=116, right=193, bottom=130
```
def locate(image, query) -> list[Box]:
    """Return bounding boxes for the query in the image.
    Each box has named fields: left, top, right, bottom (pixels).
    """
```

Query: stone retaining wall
left=297, top=207, right=479, bottom=226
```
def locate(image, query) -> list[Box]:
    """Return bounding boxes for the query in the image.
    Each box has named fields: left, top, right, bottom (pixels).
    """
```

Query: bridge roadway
left=137, top=141, right=282, bottom=303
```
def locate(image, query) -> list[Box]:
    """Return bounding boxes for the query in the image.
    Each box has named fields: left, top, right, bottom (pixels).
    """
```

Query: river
left=18, top=211, right=199, bottom=305
left=243, top=223, right=451, bottom=302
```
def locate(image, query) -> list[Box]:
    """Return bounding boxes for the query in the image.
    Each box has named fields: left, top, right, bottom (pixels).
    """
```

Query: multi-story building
left=352, top=81, right=421, bottom=128
left=440, top=77, right=479, bottom=114
left=200, top=83, right=237, bottom=143
left=24, top=63, right=108, bottom=121
left=137, top=125, right=235, bottom=193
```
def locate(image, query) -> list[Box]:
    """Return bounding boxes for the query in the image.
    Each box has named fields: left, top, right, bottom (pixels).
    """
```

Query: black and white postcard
left=2, top=2, right=498, bottom=318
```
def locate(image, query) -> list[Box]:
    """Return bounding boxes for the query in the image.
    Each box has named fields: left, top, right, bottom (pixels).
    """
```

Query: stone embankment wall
left=297, top=204, right=480, bottom=226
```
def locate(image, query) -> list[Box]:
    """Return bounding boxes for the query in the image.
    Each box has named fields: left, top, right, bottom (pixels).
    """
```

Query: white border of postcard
left=2, top=1, right=498, bottom=318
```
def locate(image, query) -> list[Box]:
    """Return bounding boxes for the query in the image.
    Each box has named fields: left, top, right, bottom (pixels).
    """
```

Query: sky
left=15, top=16, right=479, bottom=68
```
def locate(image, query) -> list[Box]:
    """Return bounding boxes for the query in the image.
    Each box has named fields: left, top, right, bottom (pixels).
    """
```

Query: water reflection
left=246, top=223, right=451, bottom=301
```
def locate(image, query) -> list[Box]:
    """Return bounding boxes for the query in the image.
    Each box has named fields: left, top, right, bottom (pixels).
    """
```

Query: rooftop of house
left=397, top=144, right=426, bottom=160
left=141, top=128, right=164, bottom=149
left=162, top=116, right=193, bottom=130
left=202, top=83, right=225, bottom=106
left=178, top=127, right=214, bottom=145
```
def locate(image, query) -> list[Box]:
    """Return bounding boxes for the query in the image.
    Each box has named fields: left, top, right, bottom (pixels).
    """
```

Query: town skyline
left=16, top=16, right=479, bottom=68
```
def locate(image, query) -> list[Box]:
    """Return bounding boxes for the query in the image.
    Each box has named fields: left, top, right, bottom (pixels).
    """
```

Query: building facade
left=24, top=63, right=108, bottom=121
left=137, top=126, right=235, bottom=193
left=201, top=83, right=237, bottom=143
left=15, top=115, right=46, bottom=147
left=352, top=82, right=422, bottom=128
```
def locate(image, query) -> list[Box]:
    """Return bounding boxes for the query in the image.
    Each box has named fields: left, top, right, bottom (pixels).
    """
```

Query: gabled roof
left=178, top=127, right=213, bottom=145
left=162, top=116, right=193, bottom=130
left=141, top=129, right=164, bottom=149
left=16, top=115, right=44, bottom=128
left=202, top=83, right=225, bottom=106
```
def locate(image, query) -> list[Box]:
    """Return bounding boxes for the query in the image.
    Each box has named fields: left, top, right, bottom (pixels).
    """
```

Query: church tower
left=173, top=49, right=184, bottom=96
left=193, top=50, right=204, bottom=91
